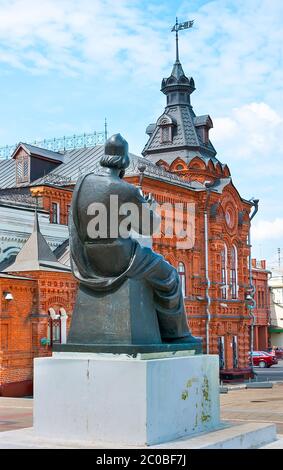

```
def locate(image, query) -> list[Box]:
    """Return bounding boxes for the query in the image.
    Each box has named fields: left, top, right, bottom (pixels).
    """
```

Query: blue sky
left=0, top=0, right=282, bottom=268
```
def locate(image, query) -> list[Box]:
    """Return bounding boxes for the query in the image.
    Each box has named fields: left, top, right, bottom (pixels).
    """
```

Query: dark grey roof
left=143, top=105, right=217, bottom=160
left=0, top=193, right=36, bottom=207
left=0, top=273, right=34, bottom=280
left=0, top=141, right=228, bottom=195
left=143, top=56, right=221, bottom=168
left=41, top=144, right=211, bottom=192
left=3, top=209, right=71, bottom=273
left=54, top=238, right=69, bottom=259
left=33, top=146, right=149, bottom=185
left=0, top=158, right=16, bottom=189
left=12, top=143, right=65, bottom=162
left=0, top=143, right=64, bottom=189
left=146, top=123, right=156, bottom=136
left=44, top=145, right=104, bottom=181
left=194, top=115, right=213, bottom=128
left=161, top=60, right=195, bottom=97
left=0, top=144, right=128, bottom=189
left=0, top=255, right=16, bottom=272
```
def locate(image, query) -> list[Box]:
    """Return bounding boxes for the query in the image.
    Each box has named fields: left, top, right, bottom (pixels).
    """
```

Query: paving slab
left=261, top=435, right=283, bottom=449
left=0, top=398, right=33, bottom=433
left=220, top=383, right=283, bottom=434
left=0, top=422, right=277, bottom=449
left=1, top=383, right=283, bottom=447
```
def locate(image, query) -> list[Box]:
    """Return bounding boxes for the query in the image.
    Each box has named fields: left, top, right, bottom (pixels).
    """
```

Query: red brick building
left=0, top=50, right=271, bottom=393
left=251, top=259, right=271, bottom=351
left=0, top=212, right=76, bottom=396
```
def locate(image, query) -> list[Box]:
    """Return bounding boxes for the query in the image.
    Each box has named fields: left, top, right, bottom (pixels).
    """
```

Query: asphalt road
left=252, top=359, right=283, bottom=382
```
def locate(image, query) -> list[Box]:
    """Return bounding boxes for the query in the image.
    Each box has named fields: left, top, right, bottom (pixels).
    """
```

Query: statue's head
left=100, top=134, right=130, bottom=177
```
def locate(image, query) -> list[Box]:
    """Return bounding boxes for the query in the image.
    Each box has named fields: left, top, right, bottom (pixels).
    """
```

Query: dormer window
left=12, top=143, right=63, bottom=187
left=194, top=115, right=213, bottom=146
left=157, top=114, right=176, bottom=144
left=16, top=154, right=30, bottom=185
left=201, top=127, right=209, bottom=145
left=161, top=125, right=171, bottom=143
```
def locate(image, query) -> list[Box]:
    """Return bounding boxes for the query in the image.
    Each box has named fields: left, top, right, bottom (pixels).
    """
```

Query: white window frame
left=231, top=245, right=238, bottom=299
left=177, top=262, right=186, bottom=297
left=51, top=202, right=60, bottom=224
left=221, top=244, right=228, bottom=299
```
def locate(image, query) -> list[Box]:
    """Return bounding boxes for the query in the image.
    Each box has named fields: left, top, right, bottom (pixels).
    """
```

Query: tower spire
left=171, top=18, right=194, bottom=64
left=161, top=18, right=196, bottom=107
left=175, top=17, right=180, bottom=62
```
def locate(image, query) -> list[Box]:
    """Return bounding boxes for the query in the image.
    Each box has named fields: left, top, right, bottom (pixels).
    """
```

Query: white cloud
left=0, top=0, right=171, bottom=79
left=180, top=0, right=283, bottom=108
left=0, top=0, right=282, bottom=97
left=211, top=117, right=237, bottom=140
left=252, top=218, right=283, bottom=241
left=210, top=102, right=283, bottom=172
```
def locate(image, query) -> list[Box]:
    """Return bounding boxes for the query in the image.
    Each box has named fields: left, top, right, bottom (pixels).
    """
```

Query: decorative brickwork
left=127, top=171, right=254, bottom=372
left=252, top=259, right=271, bottom=351
left=0, top=271, right=76, bottom=396
left=30, top=185, right=73, bottom=226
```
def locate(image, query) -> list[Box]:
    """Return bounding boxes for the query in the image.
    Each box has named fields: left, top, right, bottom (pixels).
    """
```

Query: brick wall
left=127, top=173, right=252, bottom=370
left=0, top=271, right=76, bottom=396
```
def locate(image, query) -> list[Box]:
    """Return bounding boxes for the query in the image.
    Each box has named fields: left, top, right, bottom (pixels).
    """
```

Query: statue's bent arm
left=131, top=186, right=161, bottom=236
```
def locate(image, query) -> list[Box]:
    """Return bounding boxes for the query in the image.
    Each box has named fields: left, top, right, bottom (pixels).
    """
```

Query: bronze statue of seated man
left=64, top=133, right=202, bottom=353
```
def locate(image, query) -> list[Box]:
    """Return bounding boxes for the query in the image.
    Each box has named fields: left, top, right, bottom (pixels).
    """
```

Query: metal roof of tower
left=3, top=207, right=71, bottom=273
left=142, top=22, right=220, bottom=166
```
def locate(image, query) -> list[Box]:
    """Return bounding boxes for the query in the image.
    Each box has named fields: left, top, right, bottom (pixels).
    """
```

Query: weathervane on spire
left=171, top=17, right=194, bottom=62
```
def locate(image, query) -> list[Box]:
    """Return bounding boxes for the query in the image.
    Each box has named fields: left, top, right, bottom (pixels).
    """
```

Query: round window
left=225, top=208, right=235, bottom=228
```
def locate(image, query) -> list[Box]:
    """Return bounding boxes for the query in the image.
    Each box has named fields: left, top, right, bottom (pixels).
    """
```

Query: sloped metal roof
left=3, top=209, right=71, bottom=273
left=44, top=145, right=209, bottom=192
left=0, top=143, right=64, bottom=189
left=12, top=143, right=65, bottom=162
left=142, top=105, right=217, bottom=160
left=0, top=140, right=226, bottom=195
left=0, top=273, right=34, bottom=280
left=0, top=159, right=16, bottom=189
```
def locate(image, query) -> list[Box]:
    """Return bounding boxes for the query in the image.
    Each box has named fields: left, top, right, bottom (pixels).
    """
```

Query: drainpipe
left=204, top=190, right=211, bottom=354
left=247, top=198, right=259, bottom=375
left=266, top=270, right=272, bottom=348
left=203, top=178, right=231, bottom=355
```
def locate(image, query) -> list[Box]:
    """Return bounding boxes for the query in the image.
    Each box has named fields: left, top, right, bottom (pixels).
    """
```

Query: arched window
left=178, top=262, right=186, bottom=297
left=220, top=245, right=228, bottom=299
left=161, top=126, right=170, bottom=143
left=59, top=308, right=68, bottom=345
left=51, top=202, right=60, bottom=224
left=48, top=308, right=61, bottom=345
left=157, top=114, right=175, bottom=144
left=218, top=336, right=225, bottom=369
left=232, top=336, right=238, bottom=368
left=230, top=245, right=238, bottom=299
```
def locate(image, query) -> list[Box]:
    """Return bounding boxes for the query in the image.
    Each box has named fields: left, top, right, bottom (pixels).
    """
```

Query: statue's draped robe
left=70, top=172, right=191, bottom=340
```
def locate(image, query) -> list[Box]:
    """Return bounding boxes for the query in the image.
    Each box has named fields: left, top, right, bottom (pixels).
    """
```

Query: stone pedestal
left=34, top=353, right=220, bottom=446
